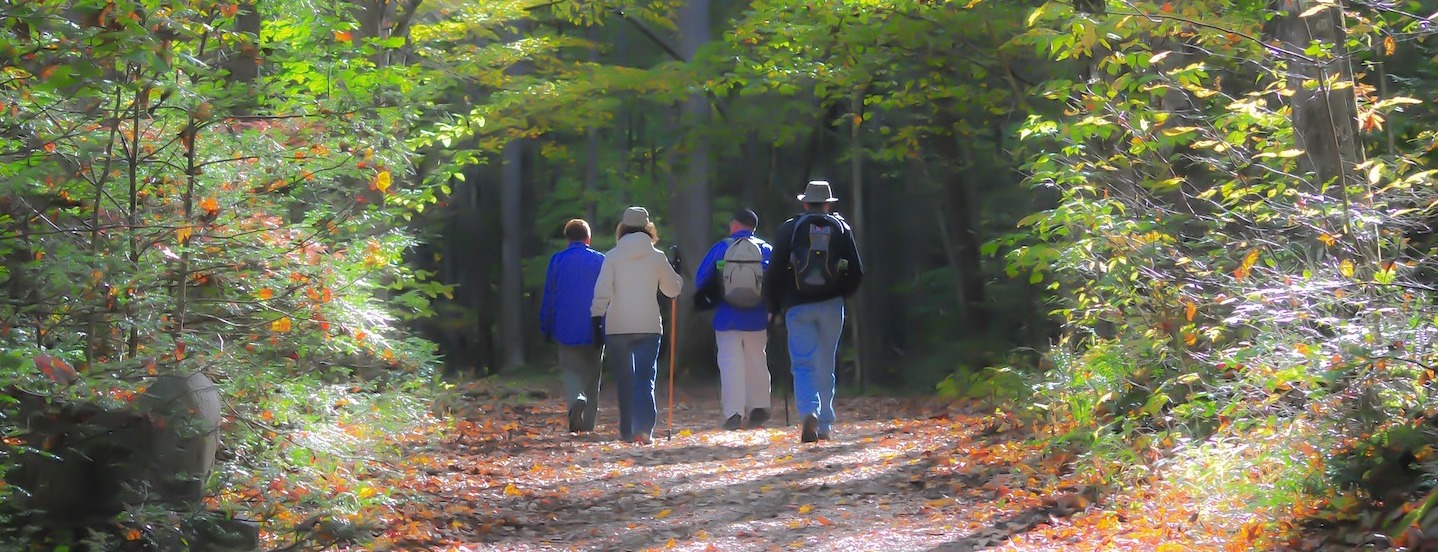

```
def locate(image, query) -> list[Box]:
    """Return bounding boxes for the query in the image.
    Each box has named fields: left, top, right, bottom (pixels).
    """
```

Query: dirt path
left=361, top=380, right=1100, bottom=552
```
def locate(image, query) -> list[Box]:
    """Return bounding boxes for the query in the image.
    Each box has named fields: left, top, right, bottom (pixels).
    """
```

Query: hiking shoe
left=635, top=434, right=654, bottom=445
left=723, top=414, right=743, bottom=431
left=817, top=431, right=831, bottom=441
left=567, top=398, right=587, bottom=433
left=747, top=408, right=770, bottom=428
left=800, top=413, right=819, bottom=443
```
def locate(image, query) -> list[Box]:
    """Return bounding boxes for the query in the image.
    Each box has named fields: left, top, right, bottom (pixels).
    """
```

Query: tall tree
left=673, top=0, right=714, bottom=368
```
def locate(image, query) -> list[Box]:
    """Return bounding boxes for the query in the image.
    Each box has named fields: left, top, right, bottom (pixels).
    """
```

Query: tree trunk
left=936, top=119, right=989, bottom=335
left=584, top=25, right=600, bottom=224
left=1267, top=0, right=1362, bottom=192
left=847, top=89, right=866, bottom=390
left=500, top=140, right=526, bottom=370
left=225, top=1, right=261, bottom=115
left=673, top=0, right=713, bottom=373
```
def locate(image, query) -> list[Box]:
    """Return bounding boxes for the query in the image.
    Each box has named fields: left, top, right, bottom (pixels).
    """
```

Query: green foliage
left=996, top=0, right=1438, bottom=530
left=0, top=0, right=441, bottom=546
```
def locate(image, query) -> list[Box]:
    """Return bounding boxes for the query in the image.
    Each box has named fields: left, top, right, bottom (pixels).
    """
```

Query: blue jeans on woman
left=605, top=333, right=662, bottom=439
left=786, top=297, right=845, bottom=434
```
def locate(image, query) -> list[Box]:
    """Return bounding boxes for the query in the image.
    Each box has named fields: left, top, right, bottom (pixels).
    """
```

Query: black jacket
left=763, top=210, right=864, bottom=314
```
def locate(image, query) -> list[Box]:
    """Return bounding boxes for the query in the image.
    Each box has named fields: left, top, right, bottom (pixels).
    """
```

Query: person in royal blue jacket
left=695, top=209, right=774, bottom=430
left=540, top=219, right=606, bottom=433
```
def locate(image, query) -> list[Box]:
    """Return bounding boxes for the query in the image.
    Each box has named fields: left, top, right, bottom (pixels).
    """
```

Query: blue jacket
left=695, top=230, right=772, bottom=332
left=540, top=242, right=606, bottom=345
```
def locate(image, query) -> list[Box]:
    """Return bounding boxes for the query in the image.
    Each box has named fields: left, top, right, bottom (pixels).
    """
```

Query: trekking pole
left=667, top=295, right=677, bottom=440
left=772, top=314, right=790, bottom=426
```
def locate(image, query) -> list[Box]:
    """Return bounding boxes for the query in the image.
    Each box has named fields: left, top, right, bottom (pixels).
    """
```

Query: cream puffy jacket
left=591, top=232, right=684, bottom=335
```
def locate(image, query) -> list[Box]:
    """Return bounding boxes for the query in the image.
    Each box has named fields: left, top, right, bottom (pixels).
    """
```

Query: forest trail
left=354, top=379, right=1229, bottom=552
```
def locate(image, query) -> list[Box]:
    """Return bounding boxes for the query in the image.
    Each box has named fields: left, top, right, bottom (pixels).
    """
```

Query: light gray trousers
left=558, top=344, right=602, bottom=430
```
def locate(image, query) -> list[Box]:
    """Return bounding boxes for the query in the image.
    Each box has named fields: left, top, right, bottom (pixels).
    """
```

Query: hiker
left=540, top=219, right=607, bottom=433
left=763, top=181, right=864, bottom=443
left=591, top=206, right=684, bottom=445
left=694, top=209, right=774, bottom=430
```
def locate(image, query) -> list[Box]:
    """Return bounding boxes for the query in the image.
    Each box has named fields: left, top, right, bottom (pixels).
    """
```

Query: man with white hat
left=762, top=181, right=865, bottom=443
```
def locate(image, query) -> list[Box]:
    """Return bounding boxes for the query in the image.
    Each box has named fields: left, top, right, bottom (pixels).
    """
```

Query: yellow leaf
left=1184, top=301, right=1196, bottom=322
left=177, top=225, right=193, bottom=243
left=271, top=317, right=292, bottom=333
left=664, top=538, right=676, bottom=549
left=1340, top=258, right=1355, bottom=278
left=798, top=504, right=814, bottom=514
left=503, top=483, right=521, bottom=496
left=1384, top=35, right=1397, bottom=57
left=1241, top=249, right=1260, bottom=271
left=375, top=170, right=392, bottom=193
left=1184, top=333, right=1197, bottom=346
left=678, top=429, right=694, bottom=437
left=357, top=486, right=377, bottom=499
left=656, top=509, right=672, bottom=519
left=257, top=288, right=274, bottom=300
left=1318, top=233, right=1338, bottom=247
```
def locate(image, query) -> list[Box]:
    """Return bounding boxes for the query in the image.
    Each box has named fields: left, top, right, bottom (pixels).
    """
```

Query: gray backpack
left=721, top=236, right=765, bottom=308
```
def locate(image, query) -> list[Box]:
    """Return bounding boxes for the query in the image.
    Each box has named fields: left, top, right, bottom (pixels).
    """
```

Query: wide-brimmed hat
left=797, top=181, right=840, bottom=203
left=621, top=206, right=650, bottom=227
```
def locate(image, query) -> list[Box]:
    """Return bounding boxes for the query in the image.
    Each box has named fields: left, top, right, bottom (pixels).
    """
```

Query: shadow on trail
left=407, top=390, right=1076, bottom=551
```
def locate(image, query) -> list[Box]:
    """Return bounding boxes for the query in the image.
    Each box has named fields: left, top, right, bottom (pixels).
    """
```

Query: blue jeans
left=605, top=333, right=661, bottom=439
left=786, top=297, right=845, bottom=433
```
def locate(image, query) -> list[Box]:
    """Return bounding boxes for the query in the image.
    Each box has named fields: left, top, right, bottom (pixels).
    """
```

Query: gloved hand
left=668, top=245, right=682, bottom=273
left=591, top=317, right=604, bottom=349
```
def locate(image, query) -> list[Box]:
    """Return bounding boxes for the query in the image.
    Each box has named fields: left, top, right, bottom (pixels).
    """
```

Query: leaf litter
left=339, top=380, right=1290, bottom=551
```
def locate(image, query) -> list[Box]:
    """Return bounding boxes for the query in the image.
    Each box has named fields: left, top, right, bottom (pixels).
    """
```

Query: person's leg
left=580, top=345, right=603, bottom=431
left=605, top=335, right=637, bottom=440
left=557, top=345, right=587, bottom=431
left=812, top=298, right=846, bottom=435
left=787, top=304, right=821, bottom=420
left=631, top=334, right=662, bottom=439
left=741, top=330, right=771, bottom=417
left=715, top=330, right=745, bottom=425
left=557, top=345, right=586, bottom=405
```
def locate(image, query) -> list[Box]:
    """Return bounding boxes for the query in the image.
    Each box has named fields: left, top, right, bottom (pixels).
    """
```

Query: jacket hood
left=616, top=232, right=657, bottom=260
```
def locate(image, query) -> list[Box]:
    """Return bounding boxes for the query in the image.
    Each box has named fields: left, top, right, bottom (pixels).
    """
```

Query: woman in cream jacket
left=591, top=206, right=684, bottom=444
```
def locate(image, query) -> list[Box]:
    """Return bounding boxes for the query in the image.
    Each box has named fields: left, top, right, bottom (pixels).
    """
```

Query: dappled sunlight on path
left=357, top=384, right=1241, bottom=551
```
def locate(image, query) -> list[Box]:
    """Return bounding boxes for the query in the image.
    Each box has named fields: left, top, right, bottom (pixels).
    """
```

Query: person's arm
left=841, top=225, right=864, bottom=296
left=539, top=253, right=560, bottom=338
left=658, top=251, right=684, bottom=299
left=590, top=257, right=615, bottom=318
left=764, top=220, right=794, bottom=315
left=693, top=240, right=725, bottom=309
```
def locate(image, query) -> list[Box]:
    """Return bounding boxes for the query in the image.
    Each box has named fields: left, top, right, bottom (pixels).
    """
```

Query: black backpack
left=789, top=213, right=848, bottom=296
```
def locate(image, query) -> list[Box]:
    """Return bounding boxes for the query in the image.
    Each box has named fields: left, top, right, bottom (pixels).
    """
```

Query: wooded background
left=10, top=0, right=1438, bottom=548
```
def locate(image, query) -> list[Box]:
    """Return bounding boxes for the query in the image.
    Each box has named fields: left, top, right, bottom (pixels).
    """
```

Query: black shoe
left=568, top=398, right=586, bottom=433
left=723, top=414, right=743, bottom=431
left=817, top=431, right=831, bottom=441
left=747, top=408, right=770, bottom=428
left=801, top=413, right=819, bottom=443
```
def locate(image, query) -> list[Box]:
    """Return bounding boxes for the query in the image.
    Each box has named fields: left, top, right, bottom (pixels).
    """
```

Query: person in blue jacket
left=695, top=209, right=774, bottom=430
left=540, top=219, right=606, bottom=433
